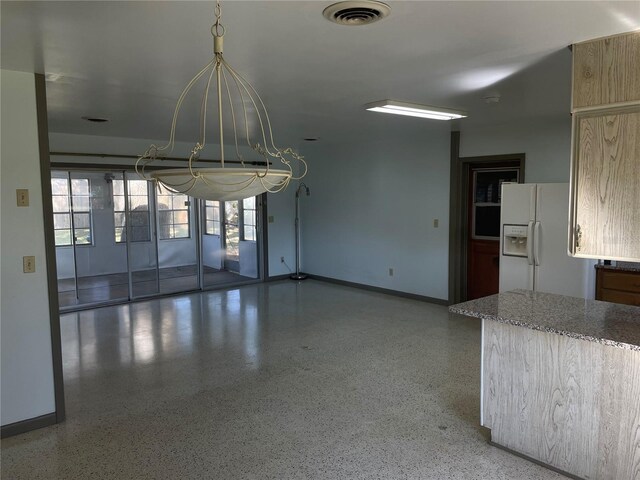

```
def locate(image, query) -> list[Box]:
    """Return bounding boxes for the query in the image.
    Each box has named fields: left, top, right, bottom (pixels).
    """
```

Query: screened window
left=157, top=189, right=190, bottom=239
left=113, top=179, right=151, bottom=242
left=204, top=200, right=221, bottom=235
left=51, top=177, right=92, bottom=246
left=241, top=197, right=257, bottom=241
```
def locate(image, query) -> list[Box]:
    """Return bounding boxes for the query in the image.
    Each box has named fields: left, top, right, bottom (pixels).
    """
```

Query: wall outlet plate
left=23, top=256, right=35, bottom=273
left=16, top=189, right=29, bottom=206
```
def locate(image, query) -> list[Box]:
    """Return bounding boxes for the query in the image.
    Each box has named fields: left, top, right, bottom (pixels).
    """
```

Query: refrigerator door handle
left=534, top=221, right=541, bottom=266
left=527, top=221, right=534, bottom=265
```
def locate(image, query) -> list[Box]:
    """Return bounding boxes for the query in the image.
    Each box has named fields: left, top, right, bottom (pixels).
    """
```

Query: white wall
left=266, top=187, right=296, bottom=277
left=459, top=116, right=572, bottom=183
left=49, top=133, right=295, bottom=279
left=1, top=70, right=56, bottom=426
left=301, top=123, right=452, bottom=300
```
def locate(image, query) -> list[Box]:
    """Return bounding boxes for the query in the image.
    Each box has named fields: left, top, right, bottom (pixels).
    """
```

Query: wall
left=301, top=123, right=452, bottom=300
left=265, top=188, right=296, bottom=277
left=459, top=116, right=573, bottom=182
left=49, top=133, right=295, bottom=279
left=1, top=70, right=56, bottom=426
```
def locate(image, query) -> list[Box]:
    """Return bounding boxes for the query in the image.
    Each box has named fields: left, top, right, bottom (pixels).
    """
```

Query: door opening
left=447, top=131, right=525, bottom=303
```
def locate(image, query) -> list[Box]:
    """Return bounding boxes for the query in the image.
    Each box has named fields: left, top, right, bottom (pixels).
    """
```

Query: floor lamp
left=291, top=183, right=310, bottom=280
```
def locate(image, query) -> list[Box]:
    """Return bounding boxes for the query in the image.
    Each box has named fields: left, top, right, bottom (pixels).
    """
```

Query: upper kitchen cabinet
left=572, top=31, right=640, bottom=109
left=571, top=106, right=640, bottom=260
left=570, top=31, right=640, bottom=262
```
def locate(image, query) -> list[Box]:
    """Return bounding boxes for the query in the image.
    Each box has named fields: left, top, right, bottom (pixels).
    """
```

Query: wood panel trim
left=35, top=73, right=66, bottom=425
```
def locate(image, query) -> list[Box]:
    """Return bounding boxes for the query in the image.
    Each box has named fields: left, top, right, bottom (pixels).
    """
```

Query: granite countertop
left=595, top=263, right=640, bottom=273
left=449, top=289, right=640, bottom=351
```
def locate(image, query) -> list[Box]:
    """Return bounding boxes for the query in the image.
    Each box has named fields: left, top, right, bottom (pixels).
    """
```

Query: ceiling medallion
left=137, top=0, right=307, bottom=201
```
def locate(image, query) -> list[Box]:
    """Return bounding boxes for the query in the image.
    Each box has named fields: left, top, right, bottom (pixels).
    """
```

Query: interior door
left=467, top=167, right=520, bottom=299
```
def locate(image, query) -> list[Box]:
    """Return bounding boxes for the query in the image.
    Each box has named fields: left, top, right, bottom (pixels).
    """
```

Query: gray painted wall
left=301, top=123, right=452, bottom=300
left=1, top=70, right=56, bottom=426
left=459, top=116, right=572, bottom=182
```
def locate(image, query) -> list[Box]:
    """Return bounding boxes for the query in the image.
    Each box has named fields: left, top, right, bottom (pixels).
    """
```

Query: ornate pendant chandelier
left=136, top=1, right=307, bottom=201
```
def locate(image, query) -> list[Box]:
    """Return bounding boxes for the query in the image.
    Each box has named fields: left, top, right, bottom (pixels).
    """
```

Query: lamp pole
left=290, top=183, right=310, bottom=280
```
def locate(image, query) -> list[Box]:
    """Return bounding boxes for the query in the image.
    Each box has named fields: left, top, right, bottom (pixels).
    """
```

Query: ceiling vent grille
left=323, top=1, right=391, bottom=26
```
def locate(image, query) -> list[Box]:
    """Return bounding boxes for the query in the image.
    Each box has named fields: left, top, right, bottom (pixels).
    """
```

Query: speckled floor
left=1, top=280, right=564, bottom=479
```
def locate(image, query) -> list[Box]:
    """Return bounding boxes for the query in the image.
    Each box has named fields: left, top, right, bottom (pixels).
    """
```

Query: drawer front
left=599, top=289, right=640, bottom=307
left=601, top=271, right=640, bottom=293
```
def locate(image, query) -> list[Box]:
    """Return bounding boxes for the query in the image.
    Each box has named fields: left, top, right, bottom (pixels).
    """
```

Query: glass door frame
left=52, top=165, right=267, bottom=312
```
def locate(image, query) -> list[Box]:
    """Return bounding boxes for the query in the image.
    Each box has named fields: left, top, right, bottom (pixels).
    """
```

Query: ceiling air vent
left=323, top=1, right=391, bottom=26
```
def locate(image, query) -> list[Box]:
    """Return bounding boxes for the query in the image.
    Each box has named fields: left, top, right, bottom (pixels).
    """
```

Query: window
left=157, top=189, right=190, bottom=239
left=51, top=177, right=92, bottom=246
left=241, top=197, right=257, bottom=241
left=204, top=200, right=221, bottom=235
left=113, top=179, right=151, bottom=242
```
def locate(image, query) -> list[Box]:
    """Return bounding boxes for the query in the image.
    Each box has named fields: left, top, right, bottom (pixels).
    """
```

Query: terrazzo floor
left=1, top=280, right=564, bottom=479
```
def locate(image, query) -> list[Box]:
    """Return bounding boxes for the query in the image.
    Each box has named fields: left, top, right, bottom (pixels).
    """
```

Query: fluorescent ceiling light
left=365, top=100, right=467, bottom=120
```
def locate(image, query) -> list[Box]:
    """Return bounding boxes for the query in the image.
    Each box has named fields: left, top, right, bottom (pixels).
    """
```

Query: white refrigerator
left=499, top=183, right=596, bottom=299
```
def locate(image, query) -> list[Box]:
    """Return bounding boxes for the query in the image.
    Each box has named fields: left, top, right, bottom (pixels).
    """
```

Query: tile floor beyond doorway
left=1, top=280, right=564, bottom=479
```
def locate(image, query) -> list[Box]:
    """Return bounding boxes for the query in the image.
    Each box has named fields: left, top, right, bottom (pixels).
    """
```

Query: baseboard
left=1, top=413, right=57, bottom=438
left=488, top=440, right=584, bottom=480
left=307, top=274, right=449, bottom=306
left=266, top=274, right=292, bottom=282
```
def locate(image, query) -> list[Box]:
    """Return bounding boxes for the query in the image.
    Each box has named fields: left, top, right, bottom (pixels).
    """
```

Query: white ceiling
left=2, top=1, right=639, bottom=148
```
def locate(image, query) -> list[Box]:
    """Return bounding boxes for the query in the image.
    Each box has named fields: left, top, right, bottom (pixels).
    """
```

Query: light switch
left=16, top=189, right=29, bottom=207
left=433, top=219, right=439, bottom=228
left=23, top=256, right=36, bottom=273
left=268, top=216, right=275, bottom=223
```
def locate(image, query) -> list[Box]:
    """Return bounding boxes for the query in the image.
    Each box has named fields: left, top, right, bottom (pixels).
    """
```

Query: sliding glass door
left=53, top=170, right=129, bottom=308
left=121, top=172, right=160, bottom=299
left=52, top=168, right=263, bottom=311
left=156, top=185, right=200, bottom=294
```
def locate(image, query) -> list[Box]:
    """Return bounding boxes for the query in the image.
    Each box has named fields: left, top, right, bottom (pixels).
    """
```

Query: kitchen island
left=450, top=289, right=640, bottom=480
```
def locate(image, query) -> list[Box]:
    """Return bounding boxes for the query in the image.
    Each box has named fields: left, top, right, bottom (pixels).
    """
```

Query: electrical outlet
left=16, top=189, right=29, bottom=207
left=433, top=218, right=439, bottom=228
left=281, top=256, right=285, bottom=263
left=23, top=256, right=35, bottom=273
left=389, top=268, right=394, bottom=277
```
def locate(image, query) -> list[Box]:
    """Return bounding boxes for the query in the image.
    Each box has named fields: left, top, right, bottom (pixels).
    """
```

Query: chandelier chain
left=213, top=0, right=224, bottom=37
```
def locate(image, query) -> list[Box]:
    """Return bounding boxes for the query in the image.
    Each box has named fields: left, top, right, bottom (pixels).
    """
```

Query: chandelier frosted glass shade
left=137, top=1, right=306, bottom=201
left=150, top=168, right=292, bottom=202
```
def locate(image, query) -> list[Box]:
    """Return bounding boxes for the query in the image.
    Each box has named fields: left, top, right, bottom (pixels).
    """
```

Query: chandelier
left=136, top=1, right=307, bottom=201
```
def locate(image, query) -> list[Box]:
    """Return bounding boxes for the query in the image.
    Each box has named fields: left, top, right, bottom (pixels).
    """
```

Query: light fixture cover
left=365, top=100, right=468, bottom=120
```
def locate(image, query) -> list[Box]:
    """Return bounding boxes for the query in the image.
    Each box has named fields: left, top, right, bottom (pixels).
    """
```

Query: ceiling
left=2, top=1, right=639, bottom=150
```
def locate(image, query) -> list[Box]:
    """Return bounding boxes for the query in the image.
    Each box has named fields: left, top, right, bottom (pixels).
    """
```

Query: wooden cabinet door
left=571, top=106, right=640, bottom=260
left=573, top=31, right=640, bottom=109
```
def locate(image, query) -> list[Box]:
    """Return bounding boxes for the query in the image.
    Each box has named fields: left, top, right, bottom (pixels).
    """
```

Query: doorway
left=466, top=166, right=520, bottom=299
left=447, top=132, right=524, bottom=303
